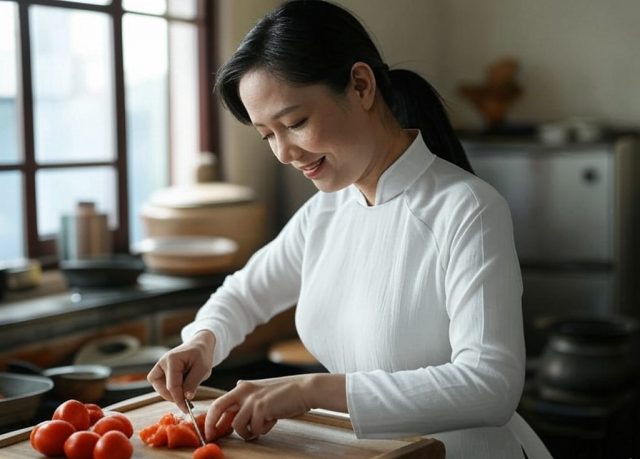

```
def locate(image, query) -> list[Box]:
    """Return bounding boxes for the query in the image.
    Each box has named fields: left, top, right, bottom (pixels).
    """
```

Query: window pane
left=168, top=0, right=199, bottom=19
left=31, top=6, right=115, bottom=163
left=0, top=172, right=25, bottom=259
left=123, top=0, right=166, bottom=15
left=123, top=14, right=169, bottom=245
left=170, top=21, right=200, bottom=186
left=0, top=2, right=20, bottom=164
left=36, top=167, right=117, bottom=237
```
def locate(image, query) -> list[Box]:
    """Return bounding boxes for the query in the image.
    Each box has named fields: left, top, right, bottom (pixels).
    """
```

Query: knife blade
left=185, top=397, right=206, bottom=446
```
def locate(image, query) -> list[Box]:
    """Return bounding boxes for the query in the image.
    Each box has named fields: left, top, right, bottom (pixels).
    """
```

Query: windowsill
left=1, top=270, right=68, bottom=303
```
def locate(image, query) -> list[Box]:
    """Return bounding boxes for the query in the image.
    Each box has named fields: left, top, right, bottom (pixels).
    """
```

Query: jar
left=536, top=315, right=639, bottom=402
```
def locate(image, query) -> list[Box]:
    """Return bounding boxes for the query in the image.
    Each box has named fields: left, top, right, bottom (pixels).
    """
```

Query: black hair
left=215, top=0, right=473, bottom=174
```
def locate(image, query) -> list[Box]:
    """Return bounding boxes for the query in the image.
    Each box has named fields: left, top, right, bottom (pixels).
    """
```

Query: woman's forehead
left=239, top=68, right=335, bottom=123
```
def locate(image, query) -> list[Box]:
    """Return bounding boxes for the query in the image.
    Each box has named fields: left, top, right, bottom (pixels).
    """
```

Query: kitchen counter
left=0, top=271, right=227, bottom=351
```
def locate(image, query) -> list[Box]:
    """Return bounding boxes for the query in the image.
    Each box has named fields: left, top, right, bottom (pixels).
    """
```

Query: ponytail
left=216, top=0, right=473, bottom=175
left=384, top=69, right=474, bottom=174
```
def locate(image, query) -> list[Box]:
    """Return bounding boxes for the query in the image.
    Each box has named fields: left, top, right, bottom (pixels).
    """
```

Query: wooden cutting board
left=0, top=386, right=445, bottom=458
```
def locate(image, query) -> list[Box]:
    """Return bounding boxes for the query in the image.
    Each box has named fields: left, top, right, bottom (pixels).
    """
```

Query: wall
left=436, top=0, right=640, bottom=128
left=215, top=0, right=282, bottom=236
left=215, top=0, right=640, bottom=229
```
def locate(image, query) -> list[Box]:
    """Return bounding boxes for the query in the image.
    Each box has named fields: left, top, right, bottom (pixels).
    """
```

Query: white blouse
left=182, top=133, right=526, bottom=458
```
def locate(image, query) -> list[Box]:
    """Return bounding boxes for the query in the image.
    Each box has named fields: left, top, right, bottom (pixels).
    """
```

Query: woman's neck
left=357, top=127, right=416, bottom=206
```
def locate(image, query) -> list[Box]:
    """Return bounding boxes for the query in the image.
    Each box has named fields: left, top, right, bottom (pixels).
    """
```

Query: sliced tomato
left=166, top=423, right=201, bottom=449
left=195, top=412, right=206, bottom=436
left=139, top=423, right=159, bottom=445
left=158, top=412, right=180, bottom=425
left=213, top=411, right=235, bottom=439
left=193, top=443, right=224, bottom=459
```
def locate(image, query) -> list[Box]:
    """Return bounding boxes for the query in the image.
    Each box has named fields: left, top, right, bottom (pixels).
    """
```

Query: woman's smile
left=298, top=156, right=326, bottom=178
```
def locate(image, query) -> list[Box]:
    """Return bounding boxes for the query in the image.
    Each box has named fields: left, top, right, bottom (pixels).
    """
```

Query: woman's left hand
left=205, top=374, right=316, bottom=441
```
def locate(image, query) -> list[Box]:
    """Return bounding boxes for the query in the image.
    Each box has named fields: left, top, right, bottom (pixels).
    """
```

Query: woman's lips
left=301, top=157, right=325, bottom=179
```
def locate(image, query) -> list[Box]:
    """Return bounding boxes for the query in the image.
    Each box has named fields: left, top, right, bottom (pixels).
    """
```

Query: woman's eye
left=261, top=132, right=274, bottom=141
left=287, top=119, right=307, bottom=130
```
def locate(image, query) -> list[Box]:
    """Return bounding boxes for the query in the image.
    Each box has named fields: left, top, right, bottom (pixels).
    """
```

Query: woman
left=148, top=1, right=528, bottom=457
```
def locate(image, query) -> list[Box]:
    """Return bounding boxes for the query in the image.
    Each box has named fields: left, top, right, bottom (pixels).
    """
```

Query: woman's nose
left=273, top=137, right=301, bottom=164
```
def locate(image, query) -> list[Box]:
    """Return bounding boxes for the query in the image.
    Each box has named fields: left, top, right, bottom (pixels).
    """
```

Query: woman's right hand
left=147, top=330, right=216, bottom=413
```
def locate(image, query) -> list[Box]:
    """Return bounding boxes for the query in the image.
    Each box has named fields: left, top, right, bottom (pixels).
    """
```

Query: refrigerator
left=463, top=135, right=640, bottom=357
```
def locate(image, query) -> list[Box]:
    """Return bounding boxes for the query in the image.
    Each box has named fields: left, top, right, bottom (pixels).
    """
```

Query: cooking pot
left=536, top=315, right=639, bottom=403
left=0, top=372, right=54, bottom=428
left=140, top=183, right=267, bottom=268
left=7, top=360, right=111, bottom=403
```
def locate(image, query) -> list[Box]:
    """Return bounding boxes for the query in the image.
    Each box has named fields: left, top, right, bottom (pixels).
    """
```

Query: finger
left=205, top=394, right=239, bottom=441
left=183, top=363, right=210, bottom=400
left=147, top=363, right=174, bottom=403
left=260, top=418, right=277, bottom=436
left=249, top=399, right=272, bottom=437
left=165, top=359, right=187, bottom=412
left=232, top=401, right=255, bottom=441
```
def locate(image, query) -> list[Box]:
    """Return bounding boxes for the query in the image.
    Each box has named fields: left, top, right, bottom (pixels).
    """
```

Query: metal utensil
left=185, top=398, right=206, bottom=446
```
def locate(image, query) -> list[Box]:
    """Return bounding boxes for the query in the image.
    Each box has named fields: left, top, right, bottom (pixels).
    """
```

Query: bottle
left=196, top=151, right=218, bottom=183
left=58, top=202, right=112, bottom=260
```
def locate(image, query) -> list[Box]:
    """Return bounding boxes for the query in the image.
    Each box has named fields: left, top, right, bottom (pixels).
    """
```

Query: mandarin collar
left=350, top=131, right=435, bottom=206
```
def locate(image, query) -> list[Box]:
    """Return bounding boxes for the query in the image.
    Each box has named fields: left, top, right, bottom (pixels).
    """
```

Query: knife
left=185, top=397, right=206, bottom=447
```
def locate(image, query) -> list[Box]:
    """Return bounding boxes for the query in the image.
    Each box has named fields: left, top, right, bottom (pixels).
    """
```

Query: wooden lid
left=148, top=183, right=255, bottom=209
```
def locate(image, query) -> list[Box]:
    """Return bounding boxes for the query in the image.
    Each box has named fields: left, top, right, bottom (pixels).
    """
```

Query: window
left=0, top=0, right=214, bottom=264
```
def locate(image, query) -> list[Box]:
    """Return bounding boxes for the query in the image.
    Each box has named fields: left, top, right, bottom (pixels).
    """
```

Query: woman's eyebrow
left=254, top=104, right=302, bottom=127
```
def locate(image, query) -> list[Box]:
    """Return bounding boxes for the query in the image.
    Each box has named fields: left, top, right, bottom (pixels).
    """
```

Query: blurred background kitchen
left=1, top=1, right=639, bottom=458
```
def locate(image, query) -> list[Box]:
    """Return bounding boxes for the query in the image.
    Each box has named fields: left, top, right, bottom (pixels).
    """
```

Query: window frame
left=0, top=0, right=217, bottom=266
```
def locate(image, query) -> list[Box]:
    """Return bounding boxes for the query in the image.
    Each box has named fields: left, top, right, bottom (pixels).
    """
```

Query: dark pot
left=537, top=315, right=639, bottom=402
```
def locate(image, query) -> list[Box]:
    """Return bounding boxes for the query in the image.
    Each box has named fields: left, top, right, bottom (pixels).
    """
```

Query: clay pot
left=537, top=315, right=639, bottom=403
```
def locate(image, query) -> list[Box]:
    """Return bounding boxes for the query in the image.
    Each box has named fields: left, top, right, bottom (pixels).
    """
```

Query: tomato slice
left=212, top=411, right=235, bottom=440
left=193, top=443, right=224, bottom=459
left=158, top=412, right=180, bottom=425
left=166, top=423, right=201, bottom=449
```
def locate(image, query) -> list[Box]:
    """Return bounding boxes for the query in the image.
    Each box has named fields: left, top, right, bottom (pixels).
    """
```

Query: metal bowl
left=42, top=364, right=112, bottom=403
left=0, top=373, right=54, bottom=428
left=60, top=255, right=145, bottom=288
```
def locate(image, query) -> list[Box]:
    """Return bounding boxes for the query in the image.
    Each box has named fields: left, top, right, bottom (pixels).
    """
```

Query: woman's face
left=238, top=67, right=380, bottom=194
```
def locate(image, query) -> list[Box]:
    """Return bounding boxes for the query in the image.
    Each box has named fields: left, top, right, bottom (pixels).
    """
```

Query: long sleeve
left=181, top=196, right=313, bottom=367
left=345, top=191, right=525, bottom=438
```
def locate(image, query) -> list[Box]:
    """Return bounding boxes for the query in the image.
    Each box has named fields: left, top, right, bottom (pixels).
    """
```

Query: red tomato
left=158, top=412, right=180, bottom=425
left=193, top=443, right=224, bottom=459
left=92, top=414, right=132, bottom=438
left=30, top=421, right=46, bottom=450
left=93, top=430, right=133, bottom=459
left=213, top=411, right=235, bottom=439
left=166, top=423, right=200, bottom=449
left=195, top=412, right=206, bottom=437
left=148, top=424, right=168, bottom=447
left=30, top=419, right=76, bottom=457
left=63, top=430, right=100, bottom=459
left=84, top=403, right=104, bottom=425
left=108, top=412, right=134, bottom=438
left=139, top=423, right=159, bottom=445
left=52, top=399, right=91, bottom=431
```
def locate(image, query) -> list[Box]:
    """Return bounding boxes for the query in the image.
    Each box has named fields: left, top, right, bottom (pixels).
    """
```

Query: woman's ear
left=349, top=62, right=377, bottom=111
